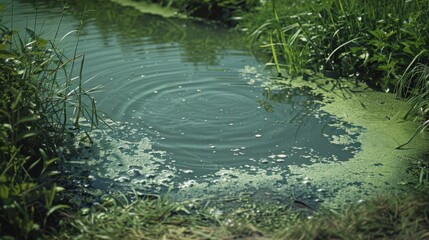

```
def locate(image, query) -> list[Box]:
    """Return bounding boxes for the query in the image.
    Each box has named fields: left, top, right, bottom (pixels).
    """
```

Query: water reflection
left=5, top=0, right=364, bottom=203
left=16, top=0, right=246, bottom=66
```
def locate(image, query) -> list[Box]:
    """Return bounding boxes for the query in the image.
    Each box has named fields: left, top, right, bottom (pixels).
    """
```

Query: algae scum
left=7, top=0, right=427, bottom=208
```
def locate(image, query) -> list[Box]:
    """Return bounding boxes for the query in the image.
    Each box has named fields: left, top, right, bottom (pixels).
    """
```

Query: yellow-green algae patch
left=110, top=0, right=184, bottom=18
left=286, top=77, right=428, bottom=208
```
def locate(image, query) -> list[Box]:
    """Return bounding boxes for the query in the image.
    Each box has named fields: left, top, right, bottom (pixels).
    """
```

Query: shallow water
left=3, top=0, right=364, bottom=205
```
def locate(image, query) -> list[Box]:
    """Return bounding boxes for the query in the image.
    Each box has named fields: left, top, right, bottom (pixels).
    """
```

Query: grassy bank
left=50, top=187, right=429, bottom=239
left=0, top=7, right=101, bottom=238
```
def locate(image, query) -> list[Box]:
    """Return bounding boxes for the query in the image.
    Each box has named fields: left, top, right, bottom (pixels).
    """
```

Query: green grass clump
left=243, top=0, right=429, bottom=90
left=276, top=189, right=429, bottom=239
left=0, top=15, right=101, bottom=239
left=52, top=188, right=429, bottom=239
left=51, top=193, right=298, bottom=239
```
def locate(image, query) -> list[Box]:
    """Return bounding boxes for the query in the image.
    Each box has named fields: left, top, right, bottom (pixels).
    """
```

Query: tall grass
left=396, top=62, right=429, bottom=148
left=0, top=6, right=102, bottom=239
left=244, top=0, right=429, bottom=89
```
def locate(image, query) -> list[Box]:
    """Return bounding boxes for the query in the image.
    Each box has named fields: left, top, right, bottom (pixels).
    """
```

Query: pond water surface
left=3, top=0, right=369, bottom=207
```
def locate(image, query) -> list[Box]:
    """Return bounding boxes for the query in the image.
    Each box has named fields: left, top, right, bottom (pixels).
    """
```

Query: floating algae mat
left=7, top=0, right=428, bottom=208
left=64, top=75, right=428, bottom=209
left=63, top=69, right=364, bottom=206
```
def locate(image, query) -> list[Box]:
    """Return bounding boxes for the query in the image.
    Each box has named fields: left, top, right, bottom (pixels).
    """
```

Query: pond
left=3, top=0, right=426, bottom=209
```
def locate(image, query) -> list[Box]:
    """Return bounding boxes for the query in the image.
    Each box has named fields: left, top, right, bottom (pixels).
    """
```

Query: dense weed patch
left=243, top=0, right=429, bottom=89
left=0, top=8, right=101, bottom=239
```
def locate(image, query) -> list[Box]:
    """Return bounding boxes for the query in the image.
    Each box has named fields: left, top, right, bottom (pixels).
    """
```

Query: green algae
left=59, top=71, right=429, bottom=210
left=285, top=76, right=429, bottom=208
left=61, top=119, right=175, bottom=194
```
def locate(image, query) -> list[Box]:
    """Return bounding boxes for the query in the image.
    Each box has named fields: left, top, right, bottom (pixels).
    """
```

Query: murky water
left=3, top=0, right=364, bottom=204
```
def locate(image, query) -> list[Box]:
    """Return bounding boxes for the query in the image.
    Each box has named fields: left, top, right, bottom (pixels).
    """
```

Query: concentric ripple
left=7, top=0, right=363, bottom=201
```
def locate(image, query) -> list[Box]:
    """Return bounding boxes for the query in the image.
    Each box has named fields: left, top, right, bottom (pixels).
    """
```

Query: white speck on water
left=277, top=154, right=287, bottom=158
left=255, top=134, right=262, bottom=138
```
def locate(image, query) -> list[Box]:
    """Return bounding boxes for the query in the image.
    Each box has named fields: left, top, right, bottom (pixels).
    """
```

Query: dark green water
left=2, top=0, right=362, bottom=203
